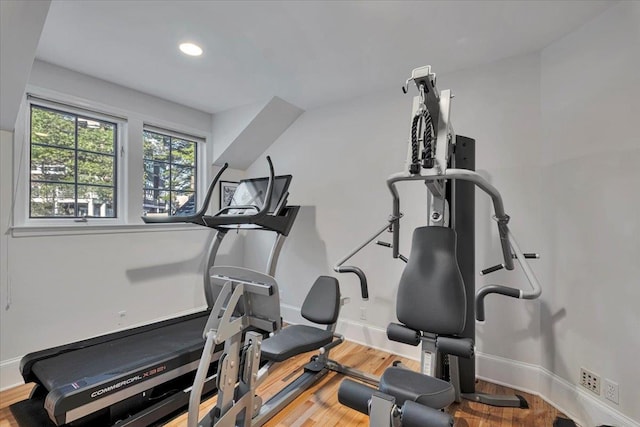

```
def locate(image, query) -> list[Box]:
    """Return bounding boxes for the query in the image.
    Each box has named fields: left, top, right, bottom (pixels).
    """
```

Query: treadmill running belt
left=32, top=315, right=209, bottom=391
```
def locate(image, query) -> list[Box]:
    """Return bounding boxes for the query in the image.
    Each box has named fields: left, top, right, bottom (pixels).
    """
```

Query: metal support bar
left=387, top=168, right=514, bottom=269
left=325, top=360, right=380, bottom=386
left=204, top=231, right=227, bottom=308
left=334, top=218, right=397, bottom=268
left=267, top=234, right=286, bottom=277
left=333, top=216, right=399, bottom=300
left=369, top=393, right=396, bottom=427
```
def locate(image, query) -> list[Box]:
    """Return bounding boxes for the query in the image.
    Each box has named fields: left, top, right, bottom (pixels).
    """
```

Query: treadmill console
left=225, top=175, right=292, bottom=216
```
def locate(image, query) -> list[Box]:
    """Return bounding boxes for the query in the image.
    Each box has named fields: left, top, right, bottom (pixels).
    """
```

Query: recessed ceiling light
left=179, top=42, right=203, bottom=57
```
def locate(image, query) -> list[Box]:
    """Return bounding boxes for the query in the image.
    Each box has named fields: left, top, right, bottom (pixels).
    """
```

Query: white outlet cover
left=604, top=379, right=619, bottom=404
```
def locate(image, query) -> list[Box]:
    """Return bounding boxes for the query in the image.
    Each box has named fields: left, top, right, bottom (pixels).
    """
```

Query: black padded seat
left=379, top=367, right=455, bottom=409
left=261, top=325, right=333, bottom=362
left=262, top=276, right=340, bottom=363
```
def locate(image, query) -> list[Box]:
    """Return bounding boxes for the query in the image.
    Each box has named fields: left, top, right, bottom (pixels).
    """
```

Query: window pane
left=31, top=107, right=75, bottom=148
left=143, top=131, right=170, bottom=161
left=78, top=152, right=114, bottom=185
left=78, top=117, right=115, bottom=154
left=30, top=145, right=75, bottom=183
left=171, top=139, right=196, bottom=165
left=29, top=102, right=119, bottom=219
left=78, top=185, right=115, bottom=217
left=30, top=182, right=76, bottom=217
left=143, top=189, right=170, bottom=215
left=174, top=191, right=196, bottom=216
left=144, top=160, right=170, bottom=190
left=171, top=165, right=195, bottom=191
left=142, top=131, right=198, bottom=217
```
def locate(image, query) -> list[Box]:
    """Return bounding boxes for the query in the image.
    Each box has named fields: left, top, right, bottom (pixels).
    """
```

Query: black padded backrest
left=396, top=227, right=466, bottom=335
left=301, top=276, right=340, bottom=325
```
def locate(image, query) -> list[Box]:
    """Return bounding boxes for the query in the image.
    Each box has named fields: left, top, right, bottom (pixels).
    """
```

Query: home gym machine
left=184, top=193, right=374, bottom=425
left=335, top=65, right=542, bottom=426
left=13, top=157, right=300, bottom=427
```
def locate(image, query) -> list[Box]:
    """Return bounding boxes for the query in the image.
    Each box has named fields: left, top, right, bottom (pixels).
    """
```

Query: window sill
left=10, top=222, right=205, bottom=238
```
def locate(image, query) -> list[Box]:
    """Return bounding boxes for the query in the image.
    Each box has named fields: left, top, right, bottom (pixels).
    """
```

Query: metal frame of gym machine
left=16, top=159, right=298, bottom=427
left=185, top=163, right=377, bottom=427
left=150, top=157, right=308, bottom=427
left=334, top=65, right=542, bottom=412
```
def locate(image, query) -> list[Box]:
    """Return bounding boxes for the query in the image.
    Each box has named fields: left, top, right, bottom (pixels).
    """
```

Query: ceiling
left=36, top=0, right=614, bottom=114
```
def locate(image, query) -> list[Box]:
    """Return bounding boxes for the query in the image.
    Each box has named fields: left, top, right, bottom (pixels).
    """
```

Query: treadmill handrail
left=201, top=156, right=275, bottom=228
left=142, top=162, right=229, bottom=225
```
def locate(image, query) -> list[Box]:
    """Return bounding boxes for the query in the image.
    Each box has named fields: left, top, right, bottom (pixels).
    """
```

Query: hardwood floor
left=0, top=340, right=567, bottom=427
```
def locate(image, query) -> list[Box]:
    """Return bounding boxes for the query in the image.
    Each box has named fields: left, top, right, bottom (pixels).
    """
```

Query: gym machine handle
left=476, top=285, right=521, bottom=322
left=333, top=217, right=398, bottom=301
left=387, top=169, right=514, bottom=269
left=376, top=241, right=409, bottom=263
left=481, top=253, right=539, bottom=275
left=336, top=266, right=369, bottom=300
left=201, top=156, right=276, bottom=228
left=142, top=162, right=229, bottom=225
left=476, top=231, right=541, bottom=322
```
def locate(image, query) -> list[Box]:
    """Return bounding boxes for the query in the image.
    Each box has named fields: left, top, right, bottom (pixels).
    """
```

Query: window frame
left=12, top=91, right=209, bottom=233
left=28, top=102, right=120, bottom=220
left=142, top=125, right=202, bottom=218
left=15, top=96, right=127, bottom=227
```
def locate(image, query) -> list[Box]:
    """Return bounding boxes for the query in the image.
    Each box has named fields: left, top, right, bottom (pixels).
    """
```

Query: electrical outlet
left=579, top=368, right=600, bottom=395
left=359, top=306, right=367, bottom=320
left=604, top=379, right=619, bottom=404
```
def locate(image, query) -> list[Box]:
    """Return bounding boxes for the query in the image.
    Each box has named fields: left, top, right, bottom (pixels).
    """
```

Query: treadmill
left=14, top=157, right=299, bottom=427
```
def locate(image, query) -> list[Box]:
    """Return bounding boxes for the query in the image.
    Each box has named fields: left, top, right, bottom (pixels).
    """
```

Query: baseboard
left=476, top=352, right=639, bottom=427
left=0, top=356, right=23, bottom=392
left=281, top=304, right=639, bottom=427
left=0, top=305, right=208, bottom=391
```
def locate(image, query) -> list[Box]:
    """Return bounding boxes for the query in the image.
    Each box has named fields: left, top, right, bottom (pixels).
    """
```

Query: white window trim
left=15, top=96, right=127, bottom=227
left=12, top=88, right=210, bottom=235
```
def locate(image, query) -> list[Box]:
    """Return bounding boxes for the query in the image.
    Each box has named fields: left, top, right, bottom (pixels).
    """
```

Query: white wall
left=0, top=64, right=234, bottom=390
left=0, top=1, right=50, bottom=130
left=243, top=53, right=545, bottom=367
left=242, top=9, right=640, bottom=421
left=29, top=60, right=212, bottom=135
left=540, top=1, right=640, bottom=422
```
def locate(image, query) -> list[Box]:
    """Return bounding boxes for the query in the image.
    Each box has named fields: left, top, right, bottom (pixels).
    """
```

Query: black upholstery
left=402, top=400, right=454, bottom=427
left=301, top=276, right=340, bottom=325
left=387, top=322, right=420, bottom=346
left=339, top=226, right=468, bottom=425
left=260, top=325, right=333, bottom=362
left=261, top=276, right=339, bottom=362
left=397, top=226, right=467, bottom=335
left=379, top=367, right=455, bottom=410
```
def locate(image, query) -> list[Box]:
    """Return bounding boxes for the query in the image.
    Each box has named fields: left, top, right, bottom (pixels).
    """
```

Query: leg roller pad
left=338, top=379, right=376, bottom=415
left=402, top=400, right=454, bottom=427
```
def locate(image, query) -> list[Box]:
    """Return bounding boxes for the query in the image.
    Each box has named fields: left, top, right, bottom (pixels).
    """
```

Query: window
left=143, top=129, right=198, bottom=216
left=15, top=94, right=207, bottom=231
left=29, top=104, right=118, bottom=218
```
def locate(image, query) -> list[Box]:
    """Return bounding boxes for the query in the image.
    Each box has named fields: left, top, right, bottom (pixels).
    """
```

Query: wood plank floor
left=0, top=340, right=567, bottom=427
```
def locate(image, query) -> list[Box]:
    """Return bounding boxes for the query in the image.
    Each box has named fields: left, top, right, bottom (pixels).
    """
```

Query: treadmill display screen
left=228, top=175, right=291, bottom=215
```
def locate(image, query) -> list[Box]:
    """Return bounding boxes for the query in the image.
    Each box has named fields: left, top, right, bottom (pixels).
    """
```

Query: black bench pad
left=379, top=367, right=455, bottom=409
left=261, top=325, right=333, bottom=362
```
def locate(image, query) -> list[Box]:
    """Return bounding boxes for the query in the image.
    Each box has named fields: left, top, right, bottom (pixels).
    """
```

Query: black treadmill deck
left=32, top=315, right=208, bottom=391
left=24, top=312, right=216, bottom=425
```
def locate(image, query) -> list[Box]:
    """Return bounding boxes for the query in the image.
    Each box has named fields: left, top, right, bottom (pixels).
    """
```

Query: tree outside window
left=30, top=105, right=117, bottom=218
left=143, top=130, right=197, bottom=216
